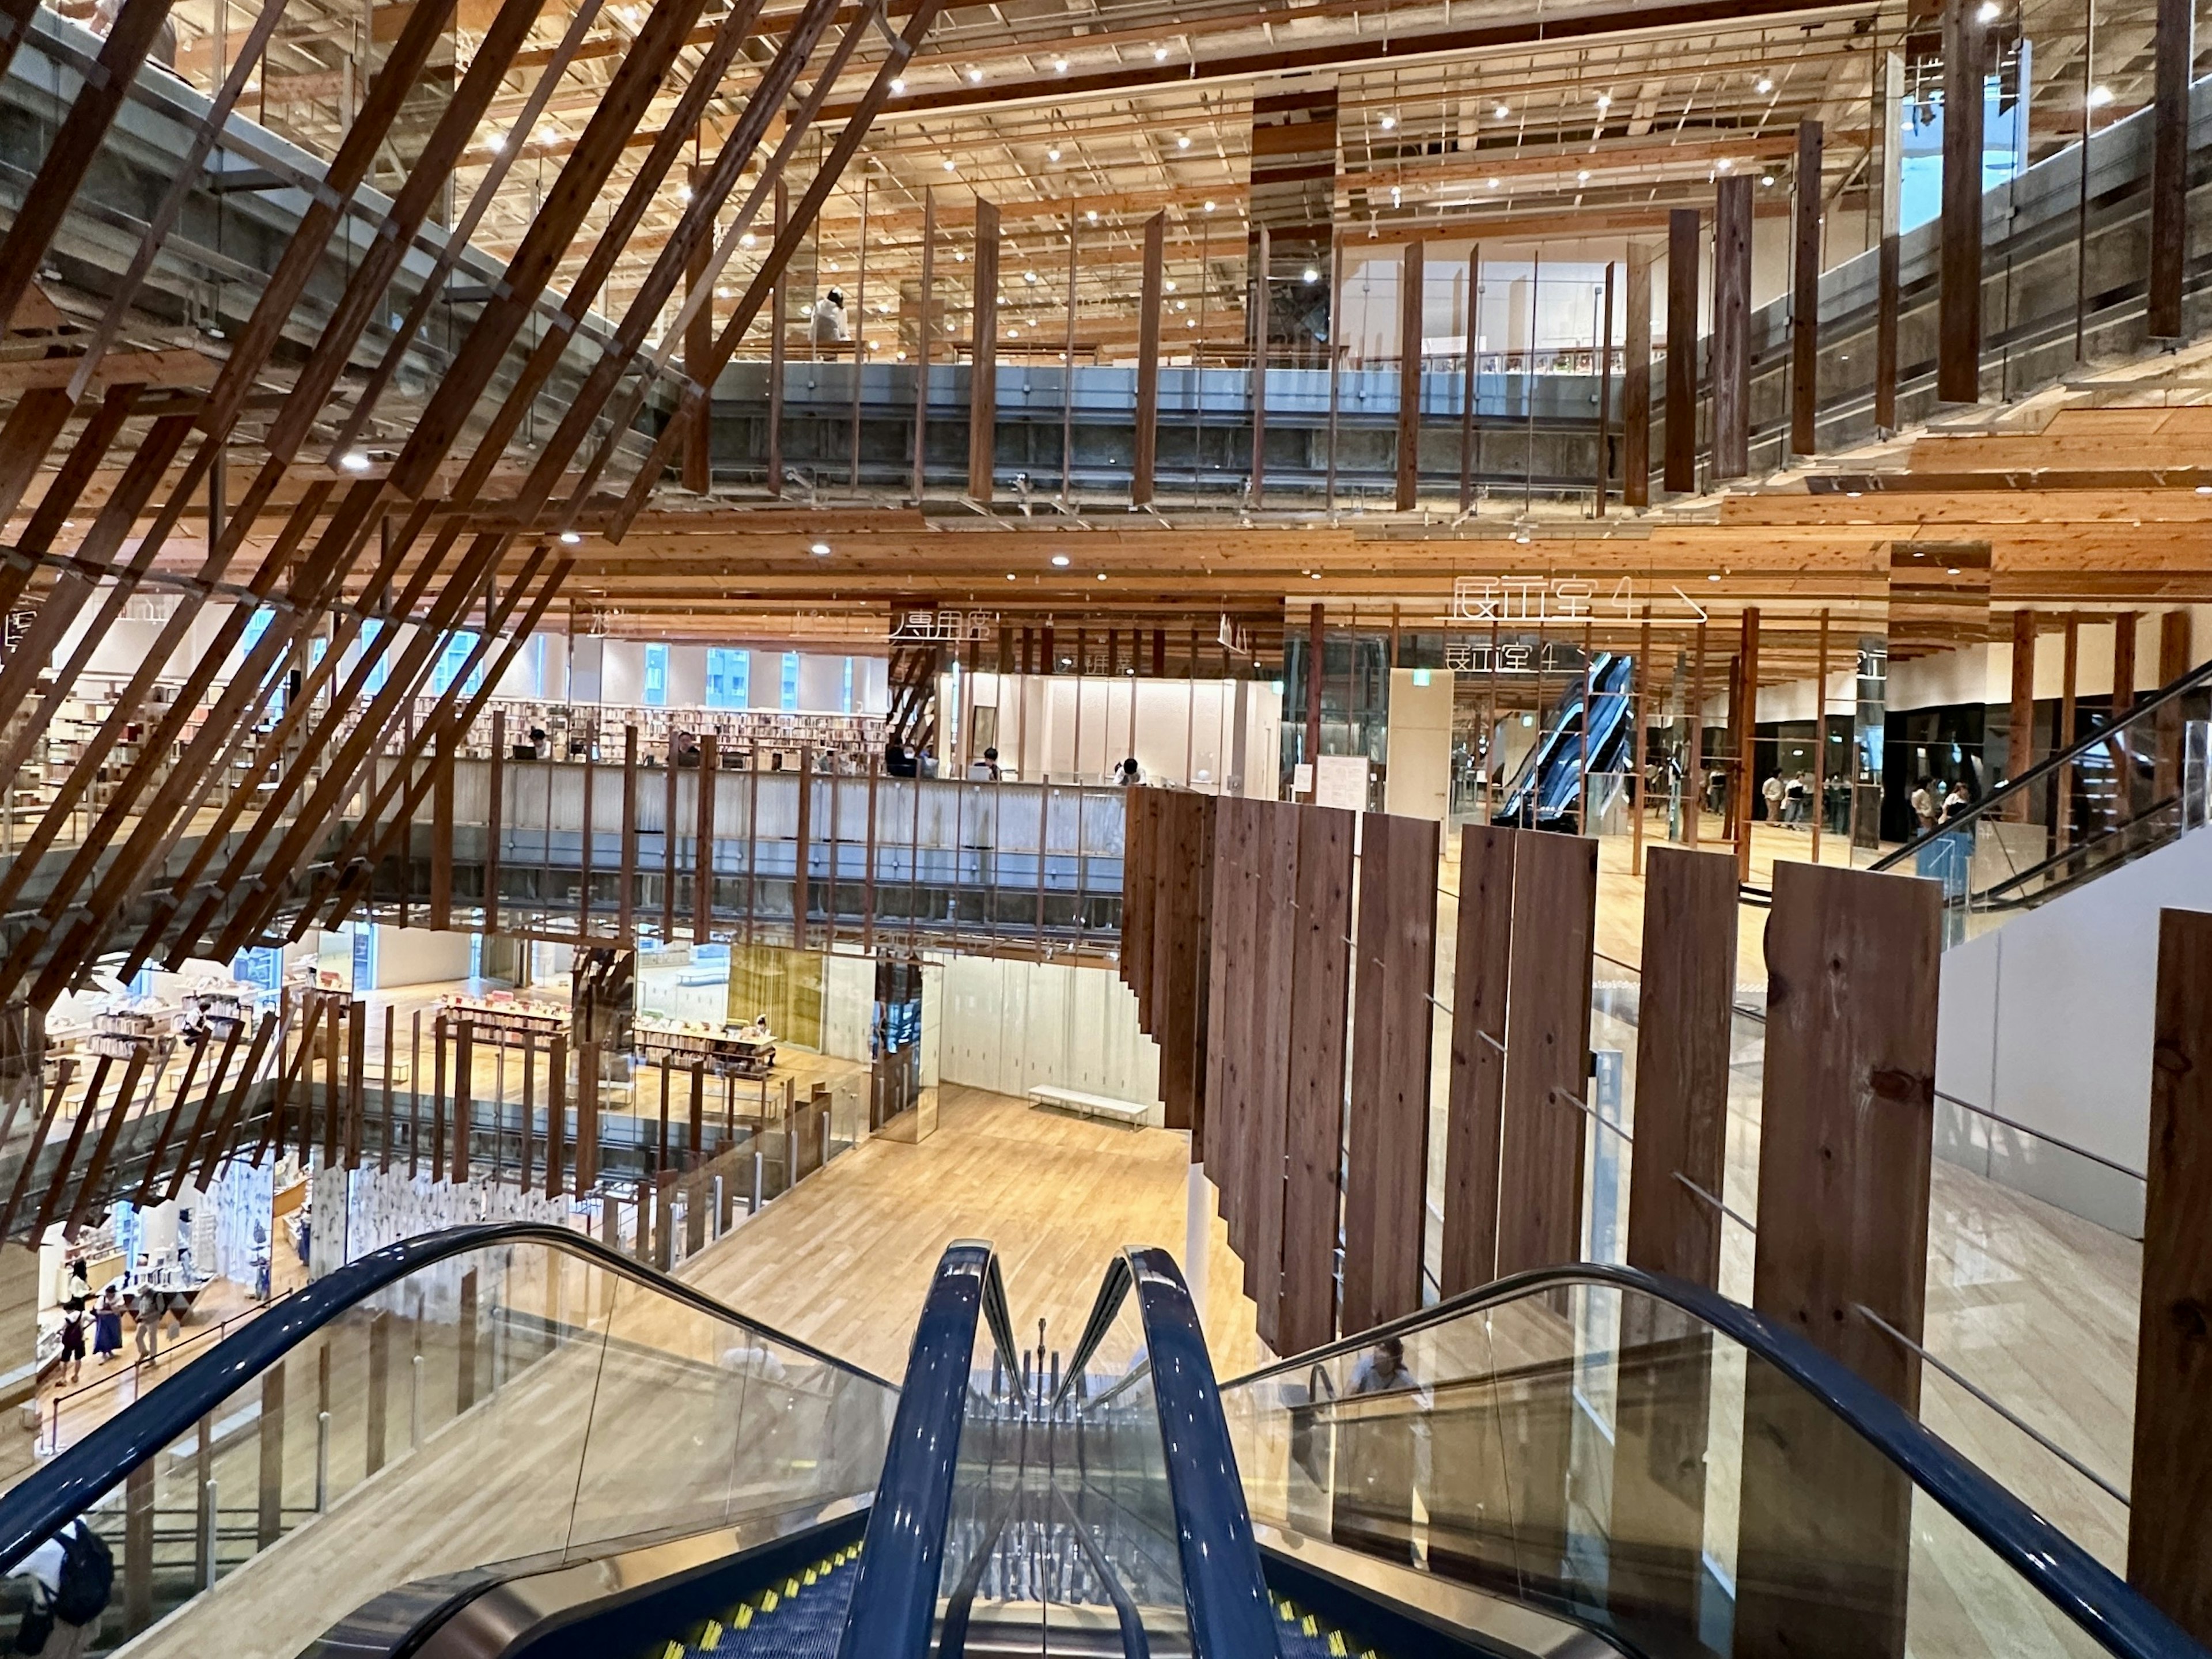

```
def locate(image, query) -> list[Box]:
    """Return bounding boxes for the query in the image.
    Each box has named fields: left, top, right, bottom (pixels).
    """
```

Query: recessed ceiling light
left=1163, top=278, right=1177, bottom=291
left=810, top=541, right=831, bottom=556
left=1097, top=571, right=1108, bottom=581
left=1153, top=43, right=1168, bottom=59
left=1486, top=176, right=1499, bottom=189
left=1577, top=169, right=1590, bottom=183
left=2089, top=84, right=2115, bottom=107
left=966, top=66, right=983, bottom=82
left=1047, top=145, right=1062, bottom=161
left=1948, top=566, right=1962, bottom=575
left=740, top=232, right=756, bottom=248
left=559, top=530, right=581, bottom=544
left=1762, top=174, right=1776, bottom=185
left=1051, top=553, right=1071, bottom=566
left=1203, top=199, right=1216, bottom=211
left=1053, top=56, right=1068, bottom=71
left=1707, top=573, right=1721, bottom=581
left=340, top=451, right=370, bottom=472
left=1007, top=573, right=1017, bottom=580
left=1846, top=489, right=1863, bottom=498
left=942, top=158, right=956, bottom=171
left=1755, top=76, right=1774, bottom=93
left=1976, top=0, right=1999, bottom=17
left=1379, top=113, right=1396, bottom=130
left=1176, top=134, right=1191, bottom=149
left=1309, top=571, right=1321, bottom=580
left=1087, top=209, right=1099, bottom=222
left=1024, top=270, right=1039, bottom=283
left=1493, top=103, right=1509, bottom=119
left=1302, top=266, right=1320, bottom=282
left=1186, top=317, right=1196, bottom=327
left=1718, top=158, right=1734, bottom=172
left=889, top=76, right=905, bottom=93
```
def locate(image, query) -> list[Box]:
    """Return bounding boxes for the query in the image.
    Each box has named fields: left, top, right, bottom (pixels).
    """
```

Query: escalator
left=0, top=1226, right=2197, bottom=1659
left=1491, top=653, right=1637, bottom=834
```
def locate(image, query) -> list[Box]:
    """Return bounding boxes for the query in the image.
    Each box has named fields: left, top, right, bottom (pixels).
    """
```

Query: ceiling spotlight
left=1164, top=278, right=1177, bottom=291
left=559, top=530, right=582, bottom=544
left=1097, top=571, right=1108, bottom=581
left=890, top=75, right=906, bottom=93
left=943, top=158, right=957, bottom=171
left=1051, top=553, right=1071, bottom=566
left=1175, top=299, right=1187, bottom=310
left=1390, top=185, right=1402, bottom=206
left=1047, top=145, right=1062, bottom=161
left=1152, top=43, right=1168, bottom=59
left=1302, top=266, right=1319, bottom=283
left=740, top=231, right=757, bottom=247
left=1595, top=92, right=1611, bottom=109
left=1577, top=169, right=1590, bottom=183
left=486, top=132, right=505, bottom=152
left=1053, top=56, right=1069, bottom=71
left=339, top=451, right=370, bottom=472
left=966, top=66, right=983, bottom=82
left=1717, top=158, right=1734, bottom=172
left=676, top=184, right=692, bottom=202
left=810, top=541, right=831, bottom=556
left=1755, top=75, right=1774, bottom=93
left=1024, top=269, right=1039, bottom=283
left=1486, top=176, right=1499, bottom=188
left=1186, top=317, right=1196, bottom=327
left=2089, top=84, right=2115, bottom=107
left=1493, top=103, right=1510, bottom=119
left=953, top=249, right=966, bottom=261
left=1087, top=209, right=1100, bottom=222
left=1203, top=199, right=1217, bottom=211
left=715, top=285, right=730, bottom=298
left=1007, top=573, right=1017, bottom=581
left=1009, top=327, right=1021, bottom=337
left=2196, top=484, right=2212, bottom=495
left=1309, top=571, right=1322, bottom=580
left=1707, top=573, right=1721, bottom=581
left=1177, top=134, right=1191, bottom=149
left=1976, top=0, right=1999, bottom=17
left=1379, top=112, right=1397, bottom=130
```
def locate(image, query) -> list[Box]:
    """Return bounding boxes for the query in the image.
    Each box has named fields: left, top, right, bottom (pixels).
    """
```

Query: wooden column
left=2151, top=0, right=2193, bottom=339
left=967, top=196, right=1000, bottom=502
left=2061, top=611, right=2081, bottom=848
left=1736, top=861, right=1940, bottom=1659
left=2008, top=608, right=2037, bottom=797
left=1251, top=225, right=1271, bottom=506
left=1342, top=811, right=1438, bottom=1332
left=484, top=710, right=503, bottom=931
left=619, top=726, right=638, bottom=940
left=1664, top=208, right=1700, bottom=493
left=1711, top=176, right=1753, bottom=481
left=546, top=1035, right=566, bottom=1199
left=1938, top=0, right=1986, bottom=403
left=1281, top=804, right=1353, bottom=1351
left=1594, top=260, right=1615, bottom=514
left=1244, top=801, right=1300, bottom=1349
left=1304, top=601, right=1324, bottom=781
left=1132, top=211, right=1165, bottom=506
left=1790, top=120, right=1824, bottom=457
left=683, top=161, right=714, bottom=493
left=452, top=1023, right=473, bottom=1181
left=1736, top=606, right=1760, bottom=884
left=2133, top=908, right=2212, bottom=1643
left=1875, top=50, right=1904, bottom=433
left=694, top=734, right=717, bottom=942
left=1495, top=830, right=1597, bottom=1276
left=430, top=725, right=455, bottom=930
left=1617, top=245, right=1652, bottom=509
left=911, top=188, right=934, bottom=501
left=768, top=179, right=788, bottom=494
left=794, top=751, right=812, bottom=949
left=1395, top=240, right=1424, bottom=512
left=1441, top=824, right=1515, bottom=1294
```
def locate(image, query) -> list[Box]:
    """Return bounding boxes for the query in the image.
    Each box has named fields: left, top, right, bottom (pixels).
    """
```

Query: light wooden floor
left=679, top=1084, right=1265, bottom=1383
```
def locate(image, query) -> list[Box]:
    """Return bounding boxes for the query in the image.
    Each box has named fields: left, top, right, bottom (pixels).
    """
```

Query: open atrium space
left=1, top=0, right=2211, bottom=1653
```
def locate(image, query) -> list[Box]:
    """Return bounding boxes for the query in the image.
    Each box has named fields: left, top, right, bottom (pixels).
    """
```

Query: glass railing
left=1872, top=659, right=2212, bottom=945
left=0, top=1223, right=895, bottom=1659
left=1219, top=1264, right=2197, bottom=1659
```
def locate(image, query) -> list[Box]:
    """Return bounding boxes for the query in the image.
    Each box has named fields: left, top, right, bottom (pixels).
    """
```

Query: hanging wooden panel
left=1441, top=823, right=1516, bottom=1296
left=1280, top=803, right=1354, bottom=1353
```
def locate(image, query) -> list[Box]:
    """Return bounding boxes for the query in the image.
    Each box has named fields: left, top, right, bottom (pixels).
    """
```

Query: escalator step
left=687, top=1550, right=861, bottom=1659
left=1274, top=1595, right=1378, bottom=1659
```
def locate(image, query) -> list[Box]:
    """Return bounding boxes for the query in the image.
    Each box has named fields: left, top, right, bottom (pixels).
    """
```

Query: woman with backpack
left=54, top=1306, right=85, bottom=1388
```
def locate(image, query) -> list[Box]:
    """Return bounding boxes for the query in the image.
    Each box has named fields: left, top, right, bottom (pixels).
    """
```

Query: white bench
left=1028, top=1086, right=1153, bottom=1129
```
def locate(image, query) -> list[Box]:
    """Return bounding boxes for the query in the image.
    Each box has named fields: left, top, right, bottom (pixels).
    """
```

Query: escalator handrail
left=835, top=1239, right=1018, bottom=1659
left=0, top=1221, right=891, bottom=1579
left=1218, top=1260, right=2199, bottom=1659
left=1872, top=653, right=2212, bottom=875
left=1124, top=1247, right=1283, bottom=1659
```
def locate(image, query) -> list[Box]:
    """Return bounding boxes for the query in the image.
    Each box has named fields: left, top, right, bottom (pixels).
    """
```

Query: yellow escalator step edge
left=701, top=1620, right=722, bottom=1649
left=761, top=1589, right=779, bottom=1613
left=734, top=1605, right=753, bottom=1628
left=805, top=1566, right=819, bottom=1586
left=1301, top=1615, right=1318, bottom=1636
left=1328, top=1633, right=1346, bottom=1656
left=662, top=1643, right=683, bottom=1659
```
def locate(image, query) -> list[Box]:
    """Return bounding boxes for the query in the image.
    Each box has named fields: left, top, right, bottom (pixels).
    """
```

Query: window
left=430, top=630, right=483, bottom=696
left=358, top=620, right=389, bottom=695
left=643, top=642, right=669, bottom=706
left=706, top=647, right=749, bottom=709
left=840, top=656, right=854, bottom=713
left=779, top=651, right=800, bottom=711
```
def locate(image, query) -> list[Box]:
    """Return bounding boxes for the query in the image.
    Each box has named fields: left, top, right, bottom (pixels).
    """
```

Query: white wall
left=1934, top=824, right=2212, bottom=1236
left=371, top=926, right=473, bottom=989
left=601, top=641, right=647, bottom=704
left=937, top=955, right=1160, bottom=1113
left=1384, top=668, right=1452, bottom=821
left=667, top=645, right=707, bottom=708
left=971, top=672, right=1277, bottom=791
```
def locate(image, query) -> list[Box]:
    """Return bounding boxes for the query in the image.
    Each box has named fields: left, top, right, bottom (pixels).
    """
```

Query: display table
left=634, top=1017, right=777, bottom=1080
left=441, top=995, right=570, bottom=1048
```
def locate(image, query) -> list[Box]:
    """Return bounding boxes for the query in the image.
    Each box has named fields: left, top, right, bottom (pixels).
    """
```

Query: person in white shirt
left=811, top=287, right=851, bottom=344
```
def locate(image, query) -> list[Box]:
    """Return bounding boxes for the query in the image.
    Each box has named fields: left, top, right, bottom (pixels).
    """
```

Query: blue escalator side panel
left=834, top=1241, right=996, bottom=1659
left=1126, top=1248, right=1283, bottom=1659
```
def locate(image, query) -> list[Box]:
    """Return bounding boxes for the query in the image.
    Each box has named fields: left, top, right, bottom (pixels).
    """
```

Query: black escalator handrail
left=0, top=1221, right=889, bottom=1579
left=836, top=1239, right=1018, bottom=1659
left=1221, top=1261, right=2201, bottom=1659
left=1872, top=654, right=2212, bottom=876
left=1053, top=1251, right=1135, bottom=1408
left=1124, top=1247, right=1283, bottom=1659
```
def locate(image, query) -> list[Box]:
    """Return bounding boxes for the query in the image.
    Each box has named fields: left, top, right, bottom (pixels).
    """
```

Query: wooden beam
left=1252, top=224, right=1271, bottom=507
left=1938, top=0, right=1985, bottom=403
left=1876, top=49, right=1903, bottom=432
left=967, top=196, right=1001, bottom=502
left=2150, top=0, right=2192, bottom=338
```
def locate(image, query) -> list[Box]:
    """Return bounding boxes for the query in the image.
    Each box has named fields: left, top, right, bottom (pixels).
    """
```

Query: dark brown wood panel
left=1342, top=810, right=1440, bottom=1334
left=1623, top=245, right=1652, bottom=509
left=1281, top=803, right=1353, bottom=1353
left=1789, top=120, right=1823, bottom=456
left=1132, top=212, right=1165, bottom=506
left=1441, top=823, right=1516, bottom=1295
left=1495, top=830, right=1597, bottom=1277
left=1736, top=859, right=1940, bottom=1659
left=1395, top=240, right=1425, bottom=512
left=1243, top=800, right=1301, bottom=1347
left=1664, top=208, right=1699, bottom=493
left=967, top=196, right=1001, bottom=501
left=2152, top=0, right=2191, bottom=338
left=2130, top=907, right=2212, bottom=1643
left=1938, top=0, right=1984, bottom=403
left=1711, top=175, right=1751, bottom=480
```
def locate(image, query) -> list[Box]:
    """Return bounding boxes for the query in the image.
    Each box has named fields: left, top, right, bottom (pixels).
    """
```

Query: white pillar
left=1184, top=1158, right=1210, bottom=1331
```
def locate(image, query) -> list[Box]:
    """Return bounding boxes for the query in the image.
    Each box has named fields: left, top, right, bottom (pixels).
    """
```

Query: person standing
left=1910, top=775, right=1939, bottom=833
left=90, top=1289, right=122, bottom=1368
left=55, top=1306, right=86, bottom=1388
left=8, top=1518, right=111, bottom=1659
left=130, top=1284, right=160, bottom=1367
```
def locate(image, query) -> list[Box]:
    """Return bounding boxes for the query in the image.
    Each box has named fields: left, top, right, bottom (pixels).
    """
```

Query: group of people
left=52, top=1260, right=187, bottom=1388
left=1910, top=775, right=1976, bottom=832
